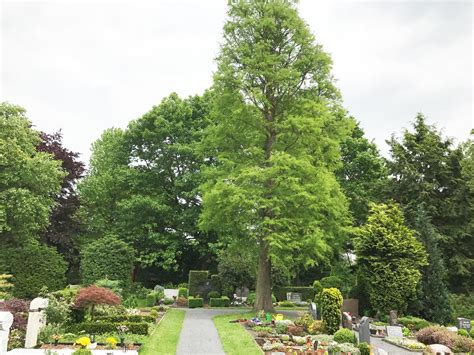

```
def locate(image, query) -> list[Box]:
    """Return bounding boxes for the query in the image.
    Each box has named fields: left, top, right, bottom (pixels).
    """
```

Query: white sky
left=1, top=0, right=473, bottom=164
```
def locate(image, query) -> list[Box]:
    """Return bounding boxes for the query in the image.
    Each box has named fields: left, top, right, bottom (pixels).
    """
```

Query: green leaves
left=0, top=102, right=64, bottom=243
left=355, top=203, right=427, bottom=314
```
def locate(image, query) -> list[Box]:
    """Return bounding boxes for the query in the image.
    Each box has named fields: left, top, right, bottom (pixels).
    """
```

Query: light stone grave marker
left=164, top=289, right=179, bottom=299
left=386, top=325, right=403, bottom=338
left=0, top=312, right=13, bottom=355
left=359, top=316, right=370, bottom=344
left=25, top=297, right=48, bottom=348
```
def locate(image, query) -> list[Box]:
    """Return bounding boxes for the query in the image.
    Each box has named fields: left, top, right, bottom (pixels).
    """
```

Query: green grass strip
left=139, top=309, right=186, bottom=355
left=213, top=312, right=263, bottom=355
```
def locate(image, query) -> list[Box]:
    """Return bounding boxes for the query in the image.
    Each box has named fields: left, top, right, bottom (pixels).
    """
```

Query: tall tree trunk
left=254, top=239, right=275, bottom=312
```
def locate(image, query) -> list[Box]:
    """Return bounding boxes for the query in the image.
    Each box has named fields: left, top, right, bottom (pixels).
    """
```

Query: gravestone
left=389, top=310, right=398, bottom=326
left=359, top=316, right=370, bottom=344
left=342, top=312, right=352, bottom=329
left=0, top=311, right=13, bottom=354
left=457, top=318, right=471, bottom=331
left=25, top=297, right=49, bottom=348
left=386, top=325, right=403, bottom=338
left=286, top=292, right=302, bottom=302
left=309, top=302, right=317, bottom=320
left=164, top=289, right=179, bottom=299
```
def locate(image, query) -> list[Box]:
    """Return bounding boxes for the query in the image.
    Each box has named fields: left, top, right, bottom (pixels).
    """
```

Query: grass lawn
left=139, top=309, right=186, bottom=355
left=213, top=312, right=263, bottom=355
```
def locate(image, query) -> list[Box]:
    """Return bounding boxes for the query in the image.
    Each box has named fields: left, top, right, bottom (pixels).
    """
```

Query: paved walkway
left=355, top=331, right=421, bottom=355
left=176, top=308, right=301, bottom=355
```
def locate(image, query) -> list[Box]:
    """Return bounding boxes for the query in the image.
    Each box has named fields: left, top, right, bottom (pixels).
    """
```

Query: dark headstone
left=359, top=316, right=371, bottom=345
left=309, top=302, right=317, bottom=320
left=386, top=326, right=403, bottom=338
left=457, top=318, right=471, bottom=331
left=389, top=310, right=398, bottom=326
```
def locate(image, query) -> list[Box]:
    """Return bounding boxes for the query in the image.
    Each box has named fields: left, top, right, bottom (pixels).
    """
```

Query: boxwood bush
left=188, top=297, right=203, bottom=308
left=320, top=288, right=343, bottom=335
left=397, top=316, right=430, bottom=331
left=334, top=328, right=357, bottom=345
left=210, top=296, right=230, bottom=307
left=178, top=287, right=188, bottom=298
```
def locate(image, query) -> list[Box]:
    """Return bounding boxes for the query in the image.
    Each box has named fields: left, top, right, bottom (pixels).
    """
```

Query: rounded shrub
left=80, top=236, right=134, bottom=287
left=320, top=288, right=343, bottom=335
left=6, top=242, right=67, bottom=298
left=334, top=328, right=357, bottom=345
left=457, top=329, right=469, bottom=337
left=359, top=342, right=371, bottom=355
left=178, top=287, right=188, bottom=298
left=207, top=291, right=220, bottom=299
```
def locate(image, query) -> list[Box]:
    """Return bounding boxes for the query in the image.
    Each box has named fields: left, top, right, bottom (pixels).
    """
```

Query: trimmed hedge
left=334, top=328, right=357, bottom=345
left=320, top=288, right=343, bottom=335
left=273, top=286, right=315, bottom=302
left=188, top=297, right=204, bottom=308
left=188, top=270, right=209, bottom=297
left=94, top=315, right=155, bottom=323
left=210, top=296, right=230, bottom=307
left=80, top=236, right=134, bottom=287
left=68, top=321, right=149, bottom=335
left=210, top=274, right=222, bottom=295
left=178, top=287, right=188, bottom=298
left=146, top=292, right=159, bottom=307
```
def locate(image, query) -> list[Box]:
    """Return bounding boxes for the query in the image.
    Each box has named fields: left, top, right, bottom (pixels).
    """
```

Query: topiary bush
left=188, top=297, right=203, bottom=308
left=333, top=328, right=357, bottom=345
left=178, top=287, right=188, bottom=298
left=80, top=236, right=134, bottom=288
left=146, top=292, right=158, bottom=307
left=5, top=243, right=67, bottom=298
left=188, top=270, right=209, bottom=297
left=207, top=291, right=220, bottom=299
left=320, top=288, right=343, bottom=335
left=209, top=296, right=230, bottom=307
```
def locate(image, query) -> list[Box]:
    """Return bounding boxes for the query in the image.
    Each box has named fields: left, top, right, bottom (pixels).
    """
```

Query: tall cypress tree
left=413, top=206, right=452, bottom=324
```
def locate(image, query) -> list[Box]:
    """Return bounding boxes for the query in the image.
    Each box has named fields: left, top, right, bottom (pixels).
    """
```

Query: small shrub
left=149, top=309, right=158, bottom=319
left=333, top=328, right=357, bottom=345
left=207, top=291, right=220, bottom=299
left=163, top=298, right=174, bottom=305
left=275, top=320, right=294, bottom=334
left=278, top=300, right=295, bottom=307
left=153, top=285, right=164, bottom=293
left=45, top=296, right=71, bottom=326
left=178, top=288, right=188, bottom=298
left=188, top=297, right=203, bottom=308
left=397, top=316, right=430, bottom=331
left=72, top=349, right=92, bottom=355
left=453, top=334, right=474, bottom=353
left=416, top=326, right=446, bottom=344
left=294, top=312, right=313, bottom=330
left=210, top=296, right=230, bottom=307
left=416, top=326, right=474, bottom=353
left=74, top=285, right=121, bottom=320
left=287, top=325, right=305, bottom=336
left=457, top=329, right=469, bottom=337
left=146, top=292, right=158, bottom=307
left=38, top=323, right=63, bottom=344
left=359, top=342, right=371, bottom=355
left=320, top=288, right=343, bottom=335
left=470, top=328, right=474, bottom=338
left=308, top=320, right=324, bottom=335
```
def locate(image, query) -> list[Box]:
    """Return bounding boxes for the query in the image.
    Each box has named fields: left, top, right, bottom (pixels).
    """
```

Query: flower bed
left=383, top=336, right=426, bottom=352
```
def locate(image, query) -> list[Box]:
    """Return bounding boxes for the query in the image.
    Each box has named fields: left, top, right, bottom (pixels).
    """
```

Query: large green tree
left=199, top=0, right=351, bottom=311
left=387, top=114, right=473, bottom=292
left=412, top=206, right=452, bottom=324
left=355, top=203, right=427, bottom=315
left=337, top=119, right=387, bottom=226
left=79, top=94, right=216, bottom=282
left=0, top=102, right=64, bottom=243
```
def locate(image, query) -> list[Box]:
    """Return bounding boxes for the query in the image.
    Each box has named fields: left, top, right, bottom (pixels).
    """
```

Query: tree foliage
left=355, top=203, right=427, bottom=315
left=412, top=206, right=452, bottom=324
left=387, top=114, right=473, bottom=292
left=80, top=236, right=134, bottom=287
left=74, top=285, right=121, bottom=320
left=199, top=0, right=351, bottom=312
left=37, top=131, right=85, bottom=280
left=0, top=102, right=64, bottom=243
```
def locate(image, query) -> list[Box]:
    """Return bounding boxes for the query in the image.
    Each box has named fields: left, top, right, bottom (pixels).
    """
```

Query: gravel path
left=355, top=331, right=421, bottom=355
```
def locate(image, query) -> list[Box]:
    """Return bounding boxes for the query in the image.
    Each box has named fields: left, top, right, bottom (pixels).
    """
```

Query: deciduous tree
left=199, top=0, right=351, bottom=311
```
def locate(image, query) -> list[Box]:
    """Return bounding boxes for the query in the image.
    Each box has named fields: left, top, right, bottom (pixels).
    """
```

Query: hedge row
left=273, top=286, right=315, bottom=302
left=188, top=270, right=209, bottom=297
left=188, top=297, right=203, bottom=308
left=210, top=297, right=230, bottom=307
left=94, top=315, right=155, bottom=323
left=68, top=321, right=149, bottom=335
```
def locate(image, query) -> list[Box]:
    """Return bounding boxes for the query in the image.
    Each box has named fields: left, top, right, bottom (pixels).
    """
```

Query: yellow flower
left=105, top=337, right=118, bottom=345
left=75, top=336, right=91, bottom=348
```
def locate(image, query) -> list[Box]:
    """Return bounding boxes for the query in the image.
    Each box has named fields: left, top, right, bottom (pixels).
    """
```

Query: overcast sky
left=1, top=0, right=472, bottom=165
